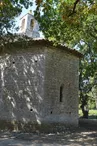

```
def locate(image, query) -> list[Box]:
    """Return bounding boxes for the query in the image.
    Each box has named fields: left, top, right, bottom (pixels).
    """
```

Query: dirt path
left=0, top=126, right=97, bottom=146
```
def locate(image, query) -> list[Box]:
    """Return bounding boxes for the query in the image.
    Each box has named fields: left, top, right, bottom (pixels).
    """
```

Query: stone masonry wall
left=0, top=45, right=79, bottom=130
left=43, top=48, right=79, bottom=126
left=0, top=48, right=46, bottom=126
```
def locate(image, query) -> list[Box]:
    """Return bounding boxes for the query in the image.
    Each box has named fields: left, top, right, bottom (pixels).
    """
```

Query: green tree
left=34, top=0, right=97, bottom=46
left=0, top=0, right=33, bottom=35
left=79, top=40, right=97, bottom=118
left=1, top=0, right=97, bottom=46
left=92, top=85, right=97, bottom=109
left=0, top=0, right=33, bottom=48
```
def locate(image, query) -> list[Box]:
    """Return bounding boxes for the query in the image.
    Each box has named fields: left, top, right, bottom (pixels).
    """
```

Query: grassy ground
left=79, top=109, right=97, bottom=119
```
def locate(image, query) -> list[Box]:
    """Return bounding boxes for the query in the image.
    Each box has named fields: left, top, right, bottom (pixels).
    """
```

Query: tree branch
left=69, top=0, right=80, bottom=16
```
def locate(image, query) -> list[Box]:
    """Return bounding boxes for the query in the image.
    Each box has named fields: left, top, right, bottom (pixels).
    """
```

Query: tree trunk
left=95, top=99, right=97, bottom=109
left=80, top=104, right=89, bottom=119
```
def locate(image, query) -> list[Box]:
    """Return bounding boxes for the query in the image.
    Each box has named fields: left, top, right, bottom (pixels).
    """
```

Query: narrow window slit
left=60, top=84, right=64, bottom=102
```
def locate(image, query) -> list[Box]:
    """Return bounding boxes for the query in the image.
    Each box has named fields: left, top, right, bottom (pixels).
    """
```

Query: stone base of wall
left=0, top=120, right=78, bottom=133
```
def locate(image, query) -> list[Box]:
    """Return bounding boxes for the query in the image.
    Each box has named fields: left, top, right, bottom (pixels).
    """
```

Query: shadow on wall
left=0, top=53, right=45, bottom=131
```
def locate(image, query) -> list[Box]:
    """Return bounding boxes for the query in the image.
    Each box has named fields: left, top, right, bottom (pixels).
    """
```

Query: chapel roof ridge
left=29, top=39, right=83, bottom=58
left=0, top=36, right=83, bottom=58
left=20, top=12, right=34, bottom=20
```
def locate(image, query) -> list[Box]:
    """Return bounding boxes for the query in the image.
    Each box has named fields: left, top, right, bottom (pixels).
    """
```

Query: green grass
left=79, top=109, right=97, bottom=119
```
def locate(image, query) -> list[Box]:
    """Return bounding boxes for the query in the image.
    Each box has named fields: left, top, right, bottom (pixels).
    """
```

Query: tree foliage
left=34, top=0, right=97, bottom=46
left=0, top=0, right=33, bottom=35
left=79, top=40, right=97, bottom=117
left=1, top=0, right=97, bottom=45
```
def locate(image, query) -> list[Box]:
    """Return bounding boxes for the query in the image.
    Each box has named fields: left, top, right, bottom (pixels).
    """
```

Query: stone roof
left=32, top=39, right=83, bottom=58
left=1, top=39, right=83, bottom=58
left=20, top=13, right=34, bottom=20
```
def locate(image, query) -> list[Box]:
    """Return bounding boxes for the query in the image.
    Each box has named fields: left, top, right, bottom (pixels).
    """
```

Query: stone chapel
left=0, top=12, right=82, bottom=132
